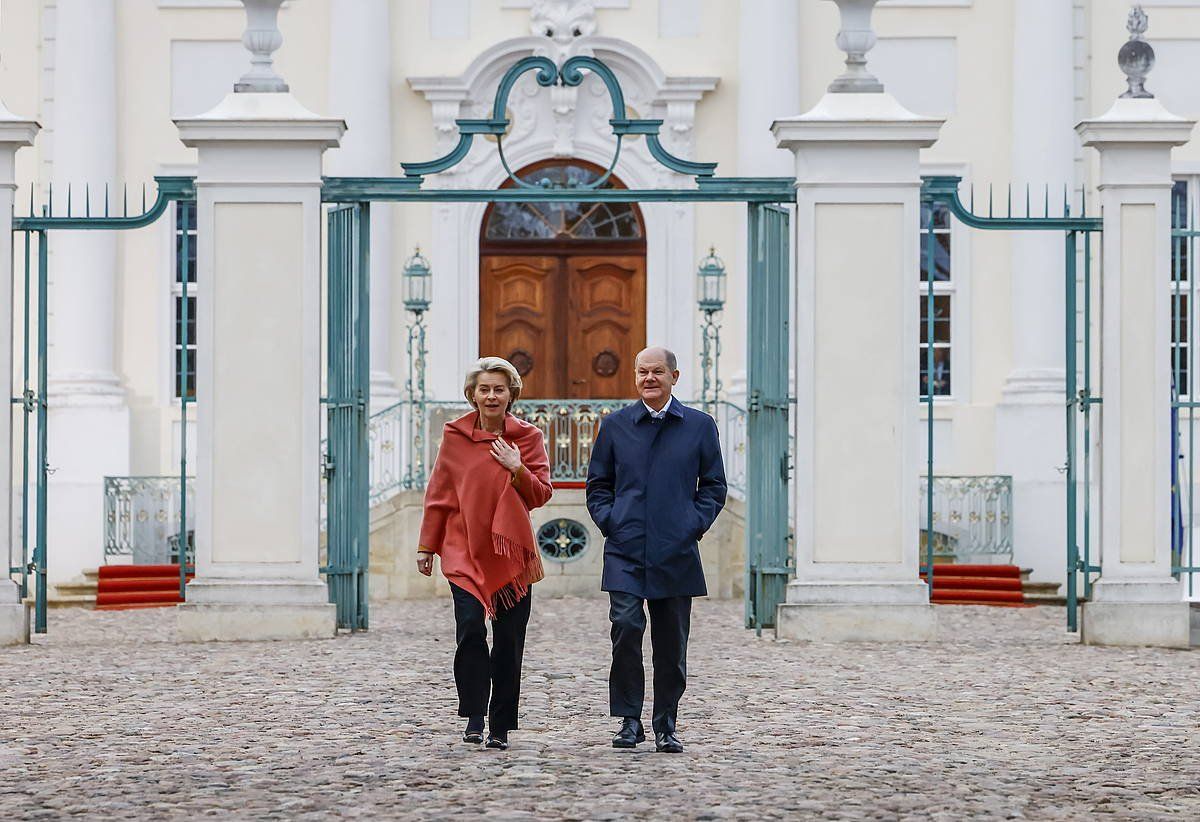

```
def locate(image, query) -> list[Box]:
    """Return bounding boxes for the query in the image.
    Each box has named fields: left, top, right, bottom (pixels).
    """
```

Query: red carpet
left=95, top=564, right=191, bottom=610
left=920, top=564, right=1028, bottom=607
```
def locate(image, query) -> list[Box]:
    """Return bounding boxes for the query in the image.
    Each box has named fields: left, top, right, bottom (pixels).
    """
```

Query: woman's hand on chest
left=490, top=436, right=523, bottom=475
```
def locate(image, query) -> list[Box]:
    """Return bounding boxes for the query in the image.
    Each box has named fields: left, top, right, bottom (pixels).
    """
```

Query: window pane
left=1173, top=292, right=1190, bottom=397
left=919, top=346, right=951, bottom=397
left=919, top=295, right=951, bottom=343
left=919, top=233, right=951, bottom=282
left=920, top=202, right=950, bottom=231
left=1173, top=180, right=1190, bottom=284
left=484, top=162, right=643, bottom=240
left=174, top=295, right=197, bottom=399
left=174, top=347, right=197, bottom=399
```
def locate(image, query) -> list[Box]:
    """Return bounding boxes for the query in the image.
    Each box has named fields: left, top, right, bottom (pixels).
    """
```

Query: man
left=585, top=346, right=727, bottom=754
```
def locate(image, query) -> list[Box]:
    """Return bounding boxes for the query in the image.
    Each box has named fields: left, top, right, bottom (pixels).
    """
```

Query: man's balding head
left=634, top=346, right=679, bottom=410
left=635, top=346, right=677, bottom=372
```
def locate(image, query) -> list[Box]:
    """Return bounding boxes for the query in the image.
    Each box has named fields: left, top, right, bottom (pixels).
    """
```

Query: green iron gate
left=10, top=179, right=195, bottom=633
left=921, top=177, right=1102, bottom=631
left=320, top=54, right=795, bottom=633
left=1171, top=181, right=1200, bottom=598
left=324, top=203, right=371, bottom=631
left=746, top=204, right=791, bottom=631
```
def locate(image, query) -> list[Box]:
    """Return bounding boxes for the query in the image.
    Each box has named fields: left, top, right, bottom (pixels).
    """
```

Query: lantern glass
left=696, top=247, right=726, bottom=312
left=403, top=247, right=432, bottom=312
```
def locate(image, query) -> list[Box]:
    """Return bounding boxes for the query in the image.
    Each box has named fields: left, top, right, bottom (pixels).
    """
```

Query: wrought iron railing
left=918, top=475, right=1013, bottom=558
left=103, top=476, right=195, bottom=564
left=357, top=398, right=753, bottom=503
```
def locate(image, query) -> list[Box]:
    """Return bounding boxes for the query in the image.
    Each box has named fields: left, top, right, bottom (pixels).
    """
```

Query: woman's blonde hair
left=463, top=356, right=523, bottom=411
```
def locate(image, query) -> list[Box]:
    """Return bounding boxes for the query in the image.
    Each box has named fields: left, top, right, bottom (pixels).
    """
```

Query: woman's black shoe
left=463, top=716, right=485, bottom=744
left=485, top=730, right=509, bottom=751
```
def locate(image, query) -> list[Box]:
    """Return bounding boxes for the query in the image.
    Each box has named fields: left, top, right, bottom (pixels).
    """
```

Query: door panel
left=480, top=256, right=560, bottom=398
left=567, top=256, right=646, bottom=399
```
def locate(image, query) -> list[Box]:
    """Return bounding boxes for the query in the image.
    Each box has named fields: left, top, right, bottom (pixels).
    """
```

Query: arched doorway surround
left=409, top=35, right=717, bottom=401
left=479, top=159, right=646, bottom=399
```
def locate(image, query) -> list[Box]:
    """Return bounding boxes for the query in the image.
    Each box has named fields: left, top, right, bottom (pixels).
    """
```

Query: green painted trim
left=13, top=176, right=195, bottom=231
left=321, top=177, right=795, bottom=203
left=922, top=175, right=1101, bottom=232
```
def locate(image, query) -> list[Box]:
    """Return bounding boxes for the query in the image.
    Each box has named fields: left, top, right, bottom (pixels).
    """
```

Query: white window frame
left=1171, top=174, right=1198, bottom=401
left=920, top=201, right=954, bottom=400
left=171, top=199, right=198, bottom=403
left=918, top=165, right=971, bottom=406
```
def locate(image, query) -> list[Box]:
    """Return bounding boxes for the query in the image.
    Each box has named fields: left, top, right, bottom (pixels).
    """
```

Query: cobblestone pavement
left=2, top=598, right=1199, bottom=820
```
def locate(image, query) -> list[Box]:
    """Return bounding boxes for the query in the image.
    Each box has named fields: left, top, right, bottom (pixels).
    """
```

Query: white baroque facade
left=1, top=0, right=1199, bottom=601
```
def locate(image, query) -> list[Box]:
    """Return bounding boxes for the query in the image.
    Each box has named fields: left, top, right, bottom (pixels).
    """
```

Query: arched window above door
left=483, top=161, right=644, bottom=241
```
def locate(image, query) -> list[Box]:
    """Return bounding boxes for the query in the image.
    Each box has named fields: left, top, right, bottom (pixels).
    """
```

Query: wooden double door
left=480, top=253, right=646, bottom=399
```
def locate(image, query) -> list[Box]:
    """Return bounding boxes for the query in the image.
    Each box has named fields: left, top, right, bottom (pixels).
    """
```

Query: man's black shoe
left=612, top=717, right=646, bottom=748
left=655, top=731, right=683, bottom=753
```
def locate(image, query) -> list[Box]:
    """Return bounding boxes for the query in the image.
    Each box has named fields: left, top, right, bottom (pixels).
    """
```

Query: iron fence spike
left=86, top=183, right=90, bottom=218
left=1044, top=183, right=1049, bottom=219
left=66, top=183, right=71, bottom=217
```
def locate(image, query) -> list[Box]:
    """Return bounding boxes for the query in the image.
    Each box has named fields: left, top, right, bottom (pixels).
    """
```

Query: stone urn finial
left=827, top=0, right=884, bottom=94
left=234, top=0, right=289, bottom=93
left=1119, top=4, right=1154, bottom=99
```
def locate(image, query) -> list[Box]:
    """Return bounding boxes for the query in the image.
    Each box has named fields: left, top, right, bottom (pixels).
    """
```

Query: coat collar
left=449, top=410, right=524, bottom=442
left=632, top=395, right=686, bottom=424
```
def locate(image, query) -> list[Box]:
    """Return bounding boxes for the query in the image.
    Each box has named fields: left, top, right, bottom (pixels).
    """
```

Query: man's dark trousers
left=609, top=591, right=691, bottom=735
left=449, top=582, right=532, bottom=733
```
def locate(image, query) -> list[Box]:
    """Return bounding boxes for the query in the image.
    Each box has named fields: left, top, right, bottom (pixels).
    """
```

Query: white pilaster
left=772, top=0, right=942, bottom=642
left=1077, top=98, right=1195, bottom=648
left=327, top=0, right=399, bottom=410
left=46, top=0, right=128, bottom=591
left=175, top=1, right=344, bottom=641
left=0, top=104, right=39, bottom=647
left=995, top=0, right=1077, bottom=586
left=732, top=0, right=800, bottom=404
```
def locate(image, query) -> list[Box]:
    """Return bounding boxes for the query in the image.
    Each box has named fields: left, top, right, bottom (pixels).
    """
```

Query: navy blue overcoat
left=585, top=398, right=727, bottom=599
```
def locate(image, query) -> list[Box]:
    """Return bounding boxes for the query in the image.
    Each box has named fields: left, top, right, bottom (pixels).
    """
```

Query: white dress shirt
left=643, top=396, right=673, bottom=420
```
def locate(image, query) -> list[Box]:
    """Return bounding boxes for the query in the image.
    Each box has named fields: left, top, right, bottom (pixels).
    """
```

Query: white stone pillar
left=733, top=0, right=800, bottom=405
left=327, top=0, right=398, bottom=410
left=1076, top=95, right=1195, bottom=647
left=47, top=0, right=127, bottom=591
left=175, top=0, right=344, bottom=641
left=0, top=104, right=39, bottom=647
left=773, top=0, right=943, bottom=642
left=995, top=0, right=1077, bottom=585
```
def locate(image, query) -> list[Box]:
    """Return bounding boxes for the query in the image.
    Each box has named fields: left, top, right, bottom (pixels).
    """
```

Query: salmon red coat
left=419, top=411, right=554, bottom=616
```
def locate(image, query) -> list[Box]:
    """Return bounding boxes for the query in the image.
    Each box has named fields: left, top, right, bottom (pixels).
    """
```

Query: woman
left=416, top=356, right=553, bottom=751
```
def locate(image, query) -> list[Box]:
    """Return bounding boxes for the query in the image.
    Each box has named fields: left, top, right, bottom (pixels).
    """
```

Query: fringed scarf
left=419, top=411, right=554, bottom=617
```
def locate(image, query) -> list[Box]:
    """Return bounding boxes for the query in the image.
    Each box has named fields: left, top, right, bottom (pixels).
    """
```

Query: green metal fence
left=10, top=178, right=195, bottom=632
left=1171, top=180, right=1200, bottom=598
left=921, top=176, right=1102, bottom=631
left=324, top=203, right=371, bottom=631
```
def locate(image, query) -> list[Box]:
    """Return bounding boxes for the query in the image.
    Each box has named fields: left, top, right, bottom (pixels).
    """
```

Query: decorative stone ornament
left=1119, top=4, right=1154, bottom=99
left=530, top=0, right=597, bottom=48
left=234, top=0, right=289, bottom=93
left=827, top=0, right=885, bottom=94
